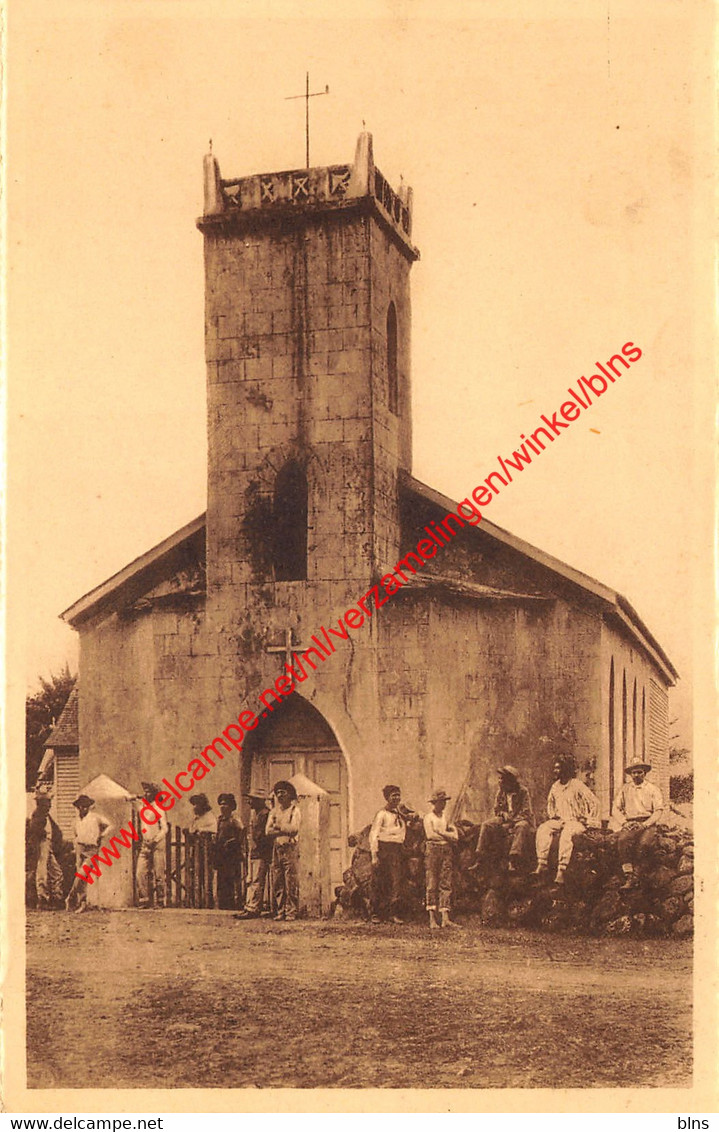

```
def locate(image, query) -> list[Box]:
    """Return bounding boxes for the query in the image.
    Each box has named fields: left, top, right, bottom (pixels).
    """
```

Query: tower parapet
left=198, top=131, right=418, bottom=261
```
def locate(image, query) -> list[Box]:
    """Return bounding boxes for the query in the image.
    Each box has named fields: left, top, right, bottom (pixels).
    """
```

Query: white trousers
left=535, top=819, right=585, bottom=870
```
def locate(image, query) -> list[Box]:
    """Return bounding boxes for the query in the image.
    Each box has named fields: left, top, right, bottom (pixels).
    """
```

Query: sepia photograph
left=5, top=0, right=716, bottom=1113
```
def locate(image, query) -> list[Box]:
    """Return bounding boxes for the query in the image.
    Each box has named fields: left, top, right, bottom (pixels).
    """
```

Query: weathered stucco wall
left=599, top=620, right=670, bottom=812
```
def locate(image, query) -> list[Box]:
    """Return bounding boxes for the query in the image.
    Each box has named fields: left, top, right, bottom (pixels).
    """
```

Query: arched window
left=622, top=671, right=628, bottom=770
left=273, top=461, right=308, bottom=581
left=387, top=302, right=399, bottom=415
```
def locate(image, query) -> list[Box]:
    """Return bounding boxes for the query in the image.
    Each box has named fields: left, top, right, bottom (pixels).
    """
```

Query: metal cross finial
left=285, top=72, right=330, bottom=169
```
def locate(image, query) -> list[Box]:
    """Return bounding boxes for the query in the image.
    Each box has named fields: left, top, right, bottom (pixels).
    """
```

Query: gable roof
left=44, top=683, right=79, bottom=748
left=401, top=473, right=678, bottom=684
left=60, top=478, right=677, bottom=685
left=61, top=514, right=206, bottom=628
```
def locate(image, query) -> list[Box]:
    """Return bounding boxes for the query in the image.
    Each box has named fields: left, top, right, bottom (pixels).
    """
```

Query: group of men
left=136, top=779, right=302, bottom=918
left=27, top=755, right=664, bottom=923
left=367, top=755, right=666, bottom=928
left=25, top=778, right=303, bottom=917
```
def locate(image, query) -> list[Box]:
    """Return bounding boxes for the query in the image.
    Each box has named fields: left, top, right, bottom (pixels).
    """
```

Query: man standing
left=235, top=790, right=273, bottom=919
left=136, top=782, right=167, bottom=909
left=26, top=794, right=65, bottom=909
left=474, top=765, right=535, bottom=875
left=65, top=794, right=111, bottom=912
left=265, top=780, right=301, bottom=921
left=423, top=789, right=460, bottom=929
left=611, top=761, right=664, bottom=889
left=369, top=785, right=407, bottom=925
left=534, top=756, right=600, bottom=885
left=214, top=793, right=246, bottom=910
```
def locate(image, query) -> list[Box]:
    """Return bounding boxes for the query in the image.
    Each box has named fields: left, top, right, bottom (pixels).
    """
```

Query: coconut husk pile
left=334, top=819, right=694, bottom=938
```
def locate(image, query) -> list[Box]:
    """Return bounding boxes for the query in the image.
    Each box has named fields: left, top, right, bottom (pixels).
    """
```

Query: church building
left=61, top=132, right=677, bottom=893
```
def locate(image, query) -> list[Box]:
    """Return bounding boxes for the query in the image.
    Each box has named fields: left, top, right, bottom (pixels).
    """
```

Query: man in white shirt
left=265, top=780, right=301, bottom=921
left=369, top=785, right=407, bottom=924
left=423, top=789, right=460, bottom=929
left=534, top=757, right=600, bottom=885
left=611, top=761, right=664, bottom=890
left=65, top=794, right=111, bottom=912
left=136, top=782, right=168, bottom=909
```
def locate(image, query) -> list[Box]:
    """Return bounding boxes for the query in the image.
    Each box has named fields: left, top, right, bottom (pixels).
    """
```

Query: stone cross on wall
left=265, top=628, right=306, bottom=669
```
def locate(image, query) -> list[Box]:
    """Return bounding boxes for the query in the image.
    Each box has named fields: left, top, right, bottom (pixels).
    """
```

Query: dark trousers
left=477, top=817, right=534, bottom=865
left=617, top=821, right=657, bottom=866
left=371, top=841, right=404, bottom=919
left=216, top=866, right=244, bottom=910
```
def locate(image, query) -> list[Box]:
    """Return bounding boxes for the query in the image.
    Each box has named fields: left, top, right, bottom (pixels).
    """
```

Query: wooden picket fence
left=165, top=827, right=217, bottom=909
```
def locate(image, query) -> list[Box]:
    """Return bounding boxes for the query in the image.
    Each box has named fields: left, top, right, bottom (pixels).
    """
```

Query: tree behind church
left=25, top=663, right=76, bottom=790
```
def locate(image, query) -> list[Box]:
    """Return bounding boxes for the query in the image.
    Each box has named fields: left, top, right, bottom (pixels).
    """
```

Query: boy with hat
left=65, top=795, right=111, bottom=912
left=369, top=785, right=407, bottom=924
left=611, top=762, right=664, bottom=889
left=474, top=765, right=535, bottom=875
left=136, top=782, right=167, bottom=909
left=214, top=793, right=246, bottom=910
left=423, top=789, right=460, bottom=929
left=235, top=790, right=273, bottom=919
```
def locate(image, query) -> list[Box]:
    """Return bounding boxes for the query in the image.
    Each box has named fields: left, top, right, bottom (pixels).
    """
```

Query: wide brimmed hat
left=428, top=789, right=451, bottom=804
left=625, top=762, right=652, bottom=774
left=496, top=765, right=520, bottom=780
left=73, top=794, right=94, bottom=809
left=243, top=789, right=267, bottom=802
left=217, top=793, right=237, bottom=810
left=272, top=780, right=298, bottom=801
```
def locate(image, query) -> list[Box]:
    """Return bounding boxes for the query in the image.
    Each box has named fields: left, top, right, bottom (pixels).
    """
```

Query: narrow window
left=608, top=658, right=615, bottom=806
left=642, top=687, right=646, bottom=759
left=273, top=461, right=308, bottom=581
left=387, top=302, right=399, bottom=415
left=632, top=678, right=638, bottom=761
left=622, top=671, right=628, bottom=770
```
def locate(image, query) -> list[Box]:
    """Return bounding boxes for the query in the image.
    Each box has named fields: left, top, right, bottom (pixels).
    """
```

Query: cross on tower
left=285, top=72, right=330, bottom=169
left=265, top=628, right=307, bottom=669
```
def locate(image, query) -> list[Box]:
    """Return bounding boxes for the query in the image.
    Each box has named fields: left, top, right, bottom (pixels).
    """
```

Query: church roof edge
left=401, top=472, right=679, bottom=685
left=60, top=513, right=206, bottom=628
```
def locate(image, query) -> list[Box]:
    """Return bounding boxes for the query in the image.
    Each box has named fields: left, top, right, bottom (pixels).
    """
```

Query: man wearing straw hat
left=65, top=794, right=111, bottom=913
left=423, top=789, right=460, bottom=929
left=473, top=765, right=535, bottom=876
left=611, top=761, right=665, bottom=890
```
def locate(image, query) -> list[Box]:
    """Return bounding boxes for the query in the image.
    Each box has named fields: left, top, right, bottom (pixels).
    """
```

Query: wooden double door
left=256, top=748, right=349, bottom=891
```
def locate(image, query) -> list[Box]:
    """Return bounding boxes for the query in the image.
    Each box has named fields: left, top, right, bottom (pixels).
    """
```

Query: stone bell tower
left=197, top=132, right=419, bottom=612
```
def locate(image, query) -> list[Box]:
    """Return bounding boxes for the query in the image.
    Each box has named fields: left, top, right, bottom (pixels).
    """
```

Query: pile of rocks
left=334, top=820, right=694, bottom=938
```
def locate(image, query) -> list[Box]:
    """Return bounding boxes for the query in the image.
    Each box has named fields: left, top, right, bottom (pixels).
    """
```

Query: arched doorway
left=242, top=695, right=349, bottom=889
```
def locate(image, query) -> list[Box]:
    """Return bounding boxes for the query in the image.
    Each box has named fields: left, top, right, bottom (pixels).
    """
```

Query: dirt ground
left=26, top=910, right=692, bottom=1090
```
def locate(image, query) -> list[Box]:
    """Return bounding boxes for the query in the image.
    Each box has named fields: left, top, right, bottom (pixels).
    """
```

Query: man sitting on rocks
left=611, top=761, right=664, bottom=890
left=534, top=756, right=600, bottom=885
left=473, top=765, right=535, bottom=876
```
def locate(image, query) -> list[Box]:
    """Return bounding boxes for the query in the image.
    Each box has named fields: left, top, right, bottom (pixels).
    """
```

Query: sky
left=8, top=0, right=713, bottom=746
